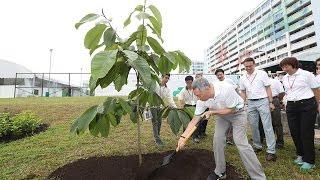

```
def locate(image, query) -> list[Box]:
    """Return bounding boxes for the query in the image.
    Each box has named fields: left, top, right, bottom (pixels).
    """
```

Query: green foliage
left=166, top=107, right=194, bottom=135
left=10, top=111, right=42, bottom=137
left=74, top=1, right=192, bottom=138
left=0, top=113, right=11, bottom=138
left=71, top=97, right=134, bottom=138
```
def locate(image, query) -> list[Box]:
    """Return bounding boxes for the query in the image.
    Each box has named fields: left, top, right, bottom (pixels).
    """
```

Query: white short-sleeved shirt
left=194, top=82, right=244, bottom=117
left=270, top=78, right=284, bottom=97
left=239, top=69, right=271, bottom=99
left=221, top=78, right=238, bottom=90
left=155, top=84, right=177, bottom=108
left=178, top=88, right=198, bottom=105
left=282, top=68, right=319, bottom=101
left=316, top=74, right=320, bottom=84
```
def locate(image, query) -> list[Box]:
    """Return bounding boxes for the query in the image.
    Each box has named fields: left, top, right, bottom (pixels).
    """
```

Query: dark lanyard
left=246, top=73, right=257, bottom=85
left=287, top=75, right=297, bottom=90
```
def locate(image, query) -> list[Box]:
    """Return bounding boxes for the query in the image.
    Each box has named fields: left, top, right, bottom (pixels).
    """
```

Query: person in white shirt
left=280, top=57, right=320, bottom=171
left=269, top=76, right=285, bottom=148
left=215, top=68, right=237, bottom=145
left=239, top=57, right=277, bottom=161
left=151, top=74, right=177, bottom=147
left=176, top=77, right=266, bottom=180
left=178, top=75, right=205, bottom=143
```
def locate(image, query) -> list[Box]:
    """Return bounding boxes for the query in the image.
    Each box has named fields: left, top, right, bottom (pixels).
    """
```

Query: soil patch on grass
left=48, top=149, right=243, bottom=180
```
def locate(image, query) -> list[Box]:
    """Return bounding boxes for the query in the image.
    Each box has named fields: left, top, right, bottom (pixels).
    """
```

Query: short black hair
left=185, top=75, right=193, bottom=82
left=215, top=69, right=224, bottom=75
left=162, top=73, right=170, bottom=77
left=316, top=58, right=320, bottom=64
left=243, top=57, right=255, bottom=64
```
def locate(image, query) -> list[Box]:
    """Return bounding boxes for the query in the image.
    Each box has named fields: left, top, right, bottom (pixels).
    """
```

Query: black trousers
left=286, top=97, right=317, bottom=164
left=271, top=97, right=284, bottom=144
left=184, top=104, right=208, bottom=137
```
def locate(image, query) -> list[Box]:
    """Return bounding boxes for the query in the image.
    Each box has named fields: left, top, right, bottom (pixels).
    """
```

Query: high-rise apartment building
left=205, top=0, right=320, bottom=74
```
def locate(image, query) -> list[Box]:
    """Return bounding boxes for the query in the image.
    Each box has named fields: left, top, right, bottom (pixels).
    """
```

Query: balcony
left=292, top=46, right=318, bottom=59
left=287, top=5, right=312, bottom=24
left=290, top=25, right=315, bottom=41
left=287, top=0, right=311, bottom=15
left=290, top=36, right=316, bottom=50
left=285, top=0, right=298, bottom=6
left=289, top=14, right=313, bottom=32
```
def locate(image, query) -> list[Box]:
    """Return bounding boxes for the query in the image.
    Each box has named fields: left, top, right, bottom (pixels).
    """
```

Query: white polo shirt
left=178, top=88, right=198, bottom=105
left=221, top=78, right=238, bottom=90
left=316, top=74, right=320, bottom=84
left=282, top=68, right=319, bottom=101
left=270, top=78, right=284, bottom=97
left=155, top=84, right=177, bottom=108
left=194, top=82, right=244, bottom=116
left=239, top=69, right=271, bottom=99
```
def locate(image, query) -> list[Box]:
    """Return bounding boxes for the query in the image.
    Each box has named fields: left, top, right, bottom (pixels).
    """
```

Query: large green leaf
left=183, top=106, right=196, bottom=119
left=160, top=106, right=170, bottom=118
left=91, top=50, right=118, bottom=80
left=97, top=114, right=110, bottom=138
left=148, top=16, right=161, bottom=36
left=97, top=59, right=124, bottom=89
left=114, top=58, right=130, bottom=91
left=84, top=24, right=107, bottom=50
left=130, top=102, right=138, bottom=123
left=157, top=55, right=173, bottom=74
left=89, top=43, right=104, bottom=55
left=118, top=98, right=132, bottom=114
left=146, top=24, right=163, bottom=43
left=103, top=97, right=116, bottom=113
left=75, top=13, right=100, bottom=29
left=177, top=110, right=191, bottom=129
left=167, top=109, right=182, bottom=135
left=136, top=25, right=147, bottom=50
left=128, top=87, right=145, bottom=99
left=147, top=37, right=165, bottom=55
left=135, top=5, right=144, bottom=11
left=89, top=116, right=99, bottom=137
left=148, top=5, right=162, bottom=27
left=70, top=105, right=98, bottom=134
left=89, top=76, right=98, bottom=94
left=104, top=28, right=116, bottom=48
left=108, top=113, right=118, bottom=127
left=163, top=52, right=175, bottom=64
left=123, top=50, right=152, bottom=85
left=177, top=51, right=191, bottom=72
left=124, top=12, right=133, bottom=27
left=123, top=31, right=138, bottom=49
left=148, top=92, right=164, bottom=107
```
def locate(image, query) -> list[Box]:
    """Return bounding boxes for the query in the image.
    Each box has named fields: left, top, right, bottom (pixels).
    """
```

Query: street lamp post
left=47, top=49, right=53, bottom=97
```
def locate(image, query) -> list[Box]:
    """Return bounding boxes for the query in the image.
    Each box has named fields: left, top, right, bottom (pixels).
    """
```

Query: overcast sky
left=0, top=0, right=262, bottom=74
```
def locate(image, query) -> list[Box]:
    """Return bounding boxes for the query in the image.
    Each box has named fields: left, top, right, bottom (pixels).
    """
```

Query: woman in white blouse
left=280, top=57, right=320, bottom=171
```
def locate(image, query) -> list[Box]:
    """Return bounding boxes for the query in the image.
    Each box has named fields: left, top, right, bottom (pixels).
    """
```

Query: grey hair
left=192, top=77, right=210, bottom=91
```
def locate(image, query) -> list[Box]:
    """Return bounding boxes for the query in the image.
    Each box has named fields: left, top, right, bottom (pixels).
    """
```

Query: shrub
left=11, top=111, right=42, bottom=137
left=0, top=113, right=11, bottom=138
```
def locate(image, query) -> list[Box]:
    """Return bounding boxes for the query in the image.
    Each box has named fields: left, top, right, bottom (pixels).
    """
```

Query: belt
left=249, top=98, right=266, bottom=101
left=287, top=97, right=315, bottom=104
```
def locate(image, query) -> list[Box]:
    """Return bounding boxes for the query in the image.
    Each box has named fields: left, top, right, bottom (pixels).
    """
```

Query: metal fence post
left=14, top=73, right=17, bottom=98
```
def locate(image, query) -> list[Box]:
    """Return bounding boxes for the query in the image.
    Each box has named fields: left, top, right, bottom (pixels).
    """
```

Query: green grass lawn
left=0, top=97, right=319, bottom=179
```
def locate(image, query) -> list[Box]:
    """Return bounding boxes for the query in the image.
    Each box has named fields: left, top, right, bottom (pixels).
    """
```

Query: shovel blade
left=161, top=151, right=176, bottom=166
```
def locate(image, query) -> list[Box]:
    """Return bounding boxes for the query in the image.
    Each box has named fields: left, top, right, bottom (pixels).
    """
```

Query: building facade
left=191, top=61, right=204, bottom=74
left=205, top=0, right=320, bottom=74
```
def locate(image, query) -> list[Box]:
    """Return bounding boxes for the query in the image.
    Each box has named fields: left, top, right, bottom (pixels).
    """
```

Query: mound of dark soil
left=0, top=124, right=49, bottom=143
left=48, top=149, right=242, bottom=180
